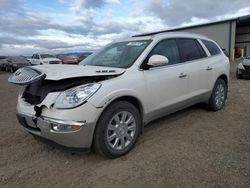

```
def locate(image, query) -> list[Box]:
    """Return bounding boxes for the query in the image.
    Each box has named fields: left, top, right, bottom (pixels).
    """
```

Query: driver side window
left=147, top=39, right=180, bottom=66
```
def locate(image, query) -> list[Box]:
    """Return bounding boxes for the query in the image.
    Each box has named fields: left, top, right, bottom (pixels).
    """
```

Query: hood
left=9, top=64, right=125, bottom=85
left=243, top=58, right=250, bottom=66
left=34, top=65, right=125, bottom=80
left=42, top=57, right=61, bottom=62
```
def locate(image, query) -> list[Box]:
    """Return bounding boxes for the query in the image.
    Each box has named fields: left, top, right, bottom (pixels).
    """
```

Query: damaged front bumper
left=16, top=94, right=103, bottom=150
left=16, top=112, right=94, bottom=151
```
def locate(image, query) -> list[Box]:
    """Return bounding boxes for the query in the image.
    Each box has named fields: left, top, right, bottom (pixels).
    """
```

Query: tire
left=93, top=101, right=141, bottom=158
left=208, top=79, right=227, bottom=111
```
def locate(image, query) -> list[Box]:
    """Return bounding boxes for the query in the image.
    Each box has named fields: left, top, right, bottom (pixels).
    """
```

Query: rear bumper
left=16, top=112, right=95, bottom=149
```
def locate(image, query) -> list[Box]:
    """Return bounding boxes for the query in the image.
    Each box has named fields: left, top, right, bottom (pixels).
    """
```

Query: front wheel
left=93, top=101, right=141, bottom=158
left=208, top=79, right=227, bottom=111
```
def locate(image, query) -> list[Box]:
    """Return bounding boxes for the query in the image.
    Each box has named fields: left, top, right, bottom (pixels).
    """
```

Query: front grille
left=244, top=65, right=250, bottom=73
left=8, top=67, right=45, bottom=85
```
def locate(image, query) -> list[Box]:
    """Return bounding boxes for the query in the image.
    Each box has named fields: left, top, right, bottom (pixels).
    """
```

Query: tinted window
left=196, top=41, right=207, bottom=58
left=202, top=40, right=221, bottom=56
left=147, top=39, right=180, bottom=65
left=177, top=39, right=204, bottom=62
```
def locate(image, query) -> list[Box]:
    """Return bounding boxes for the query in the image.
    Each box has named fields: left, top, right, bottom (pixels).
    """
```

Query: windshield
left=247, top=54, right=250, bottom=59
left=41, top=54, right=55, bottom=58
left=80, top=40, right=151, bottom=68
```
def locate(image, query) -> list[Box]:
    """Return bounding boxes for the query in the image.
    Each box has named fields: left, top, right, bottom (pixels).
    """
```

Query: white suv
left=9, top=32, right=230, bottom=158
left=28, top=54, right=62, bottom=65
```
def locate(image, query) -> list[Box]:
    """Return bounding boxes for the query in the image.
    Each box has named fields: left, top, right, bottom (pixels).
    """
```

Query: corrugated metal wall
left=172, top=21, right=236, bottom=60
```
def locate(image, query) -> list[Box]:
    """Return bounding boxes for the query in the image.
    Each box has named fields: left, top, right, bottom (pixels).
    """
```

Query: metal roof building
left=135, top=14, right=250, bottom=60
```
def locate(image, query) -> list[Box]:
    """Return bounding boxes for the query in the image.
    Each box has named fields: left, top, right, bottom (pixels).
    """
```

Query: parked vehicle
left=5, top=56, right=31, bottom=73
left=78, top=54, right=88, bottom=62
left=29, top=54, right=62, bottom=65
left=9, top=32, right=230, bottom=158
left=0, top=56, right=8, bottom=71
left=57, top=53, right=92, bottom=65
left=57, top=54, right=80, bottom=65
left=236, top=54, right=250, bottom=79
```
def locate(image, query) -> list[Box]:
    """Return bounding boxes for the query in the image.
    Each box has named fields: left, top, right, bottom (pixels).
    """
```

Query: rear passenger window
left=202, top=40, right=221, bottom=56
left=177, top=38, right=205, bottom=62
left=148, top=39, right=180, bottom=65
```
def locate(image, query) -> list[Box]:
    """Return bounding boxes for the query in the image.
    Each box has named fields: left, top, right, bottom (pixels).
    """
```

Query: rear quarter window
left=201, top=40, right=221, bottom=56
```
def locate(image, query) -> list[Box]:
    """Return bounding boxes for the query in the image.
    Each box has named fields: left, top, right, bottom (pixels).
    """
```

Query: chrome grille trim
left=8, top=67, right=45, bottom=85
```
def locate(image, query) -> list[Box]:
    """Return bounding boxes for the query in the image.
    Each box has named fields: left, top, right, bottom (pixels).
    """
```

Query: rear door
left=200, top=39, right=224, bottom=89
left=176, top=38, right=211, bottom=99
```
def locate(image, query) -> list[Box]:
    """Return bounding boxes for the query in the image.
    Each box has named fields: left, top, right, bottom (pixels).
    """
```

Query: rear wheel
left=93, top=101, right=141, bottom=158
left=208, top=79, right=227, bottom=111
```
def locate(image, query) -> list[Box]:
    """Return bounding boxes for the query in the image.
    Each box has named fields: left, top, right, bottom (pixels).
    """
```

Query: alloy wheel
left=106, top=111, right=136, bottom=151
left=214, top=84, right=225, bottom=108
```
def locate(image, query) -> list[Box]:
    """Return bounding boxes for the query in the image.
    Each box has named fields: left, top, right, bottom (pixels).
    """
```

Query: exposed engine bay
left=22, top=75, right=118, bottom=105
left=8, top=65, right=125, bottom=105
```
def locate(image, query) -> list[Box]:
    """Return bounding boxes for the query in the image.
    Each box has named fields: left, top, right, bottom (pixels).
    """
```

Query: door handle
left=206, top=66, right=213, bottom=71
left=179, top=73, right=187, bottom=78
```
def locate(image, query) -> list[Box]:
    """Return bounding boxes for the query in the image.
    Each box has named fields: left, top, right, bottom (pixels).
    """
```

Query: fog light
left=51, top=123, right=82, bottom=132
left=51, top=124, right=66, bottom=131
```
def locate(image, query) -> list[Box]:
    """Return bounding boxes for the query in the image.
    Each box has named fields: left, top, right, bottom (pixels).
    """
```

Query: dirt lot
left=0, top=66, right=250, bottom=188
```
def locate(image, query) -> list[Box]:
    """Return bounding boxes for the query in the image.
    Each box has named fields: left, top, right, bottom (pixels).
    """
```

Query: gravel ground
left=0, top=65, right=250, bottom=188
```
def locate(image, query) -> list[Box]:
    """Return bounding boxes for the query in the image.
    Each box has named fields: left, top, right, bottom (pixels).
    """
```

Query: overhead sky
left=1, top=0, right=250, bottom=56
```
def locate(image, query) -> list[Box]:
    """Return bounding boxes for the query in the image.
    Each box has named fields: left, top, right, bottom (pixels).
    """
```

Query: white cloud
left=145, top=0, right=250, bottom=27
left=1, top=0, right=250, bottom=56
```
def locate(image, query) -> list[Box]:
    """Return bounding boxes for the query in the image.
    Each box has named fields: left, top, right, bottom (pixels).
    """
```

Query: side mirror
left=147, top=55, right=169, bottom=67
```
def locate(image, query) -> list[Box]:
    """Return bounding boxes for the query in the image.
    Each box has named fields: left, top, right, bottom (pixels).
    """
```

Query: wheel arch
left=98, top=95, right=144, bottom=124
left=217, top=74, right=228, bottom=86
left=91, top=95, right=145, bottom=150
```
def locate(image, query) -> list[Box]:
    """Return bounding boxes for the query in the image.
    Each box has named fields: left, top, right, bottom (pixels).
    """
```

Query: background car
left=78, top=53, right=90, bottom=62
left=57, top=52, right=92, bottom=65
left=0, top=56, right=8, bottom=71
left=5, top=56, right=31, bottom=73
left=57, top=54, right=79, bottom=65
left=29, top=54, right=62, bottom=65
left=236, top=54, right=250, bottom=79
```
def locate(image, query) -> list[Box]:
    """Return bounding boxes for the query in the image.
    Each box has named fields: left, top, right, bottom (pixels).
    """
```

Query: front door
left=142, top=39, right=190, bottom=121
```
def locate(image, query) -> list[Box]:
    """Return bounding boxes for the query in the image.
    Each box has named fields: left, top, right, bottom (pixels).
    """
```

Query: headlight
left=54, top=83, right=101, bottom=109
left=237, top=63, right=245, bottom=70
